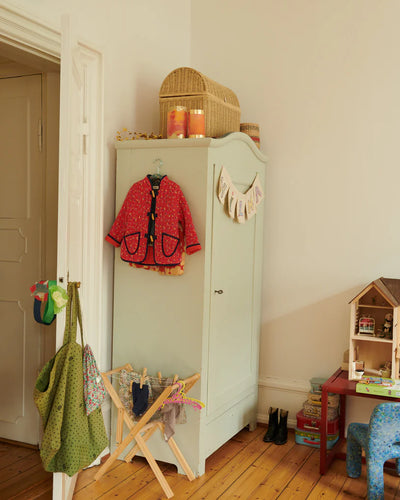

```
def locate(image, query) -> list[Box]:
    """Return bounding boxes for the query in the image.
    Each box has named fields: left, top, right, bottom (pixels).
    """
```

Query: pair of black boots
left=263, top=407, right=288, bottom=445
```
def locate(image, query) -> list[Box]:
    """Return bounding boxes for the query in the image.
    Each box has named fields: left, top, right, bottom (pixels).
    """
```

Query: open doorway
left=0, top=10, right=105, bottom=498
left=0, top=43, right=60, bottom=447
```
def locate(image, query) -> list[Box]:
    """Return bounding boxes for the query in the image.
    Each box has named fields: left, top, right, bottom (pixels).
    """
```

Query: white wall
left=3, top=0, right=191, bottom=375
left=2, top=0, right=191, bottom=441
left=191, top=0, right=400, bottom=426
left=6, top=0, right=400, bottom=432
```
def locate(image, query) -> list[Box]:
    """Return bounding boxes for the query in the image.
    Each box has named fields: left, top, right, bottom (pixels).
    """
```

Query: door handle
left=214, top=289, right=224, bottom=294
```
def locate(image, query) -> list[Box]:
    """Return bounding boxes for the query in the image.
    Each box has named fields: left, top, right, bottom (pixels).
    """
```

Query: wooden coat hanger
left=140, top=367, right=147, bottom=389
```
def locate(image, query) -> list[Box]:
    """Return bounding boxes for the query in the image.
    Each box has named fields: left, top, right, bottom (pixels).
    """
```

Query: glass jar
left=187, top=109, right=205, bottom=138
left=167, top=106, right=187, bottom=139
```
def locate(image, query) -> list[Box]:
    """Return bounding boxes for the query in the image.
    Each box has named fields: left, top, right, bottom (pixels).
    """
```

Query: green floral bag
left=34, top=282, right=108, bottom=477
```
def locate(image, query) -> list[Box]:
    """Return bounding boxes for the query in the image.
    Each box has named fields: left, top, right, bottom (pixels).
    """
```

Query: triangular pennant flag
left=218, top=166, right=231, bottom=204
left=228, top=185, right=238, bottom=218
left=236, top=192, right=246, bottom=224
left=252, top=173, right=264, bottom=206
left=217, top=166, right=264, bottom=223
left=246, top=187, right=257, bottom=219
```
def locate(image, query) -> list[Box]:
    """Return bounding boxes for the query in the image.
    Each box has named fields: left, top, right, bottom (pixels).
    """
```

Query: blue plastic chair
left=346, top=403, right=400, bottom=500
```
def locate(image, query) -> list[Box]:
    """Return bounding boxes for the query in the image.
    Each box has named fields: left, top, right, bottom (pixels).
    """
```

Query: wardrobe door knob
left=214, top=289, right=224, bottom=294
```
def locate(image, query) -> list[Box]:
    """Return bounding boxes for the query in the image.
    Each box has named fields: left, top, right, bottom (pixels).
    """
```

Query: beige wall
left=6, top=0, right=400, bottom=428
left=191, top=0, right=400, bottom=425
left=4, top=0, right=191, bottom=374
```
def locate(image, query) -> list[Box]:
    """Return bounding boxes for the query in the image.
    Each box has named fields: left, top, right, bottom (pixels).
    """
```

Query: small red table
left=320, top=368, right=400, bottom=474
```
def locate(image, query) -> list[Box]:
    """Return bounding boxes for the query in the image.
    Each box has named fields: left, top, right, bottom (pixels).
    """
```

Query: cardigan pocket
left=124, top=232, right=140, bottom=255
left=161, top=233, right=179, bottom=258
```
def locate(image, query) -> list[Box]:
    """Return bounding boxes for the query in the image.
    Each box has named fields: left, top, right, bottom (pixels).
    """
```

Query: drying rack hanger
left=124, top=366, right=180, bottom=391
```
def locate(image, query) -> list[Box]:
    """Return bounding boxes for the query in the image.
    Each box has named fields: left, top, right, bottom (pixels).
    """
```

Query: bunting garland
left=218, top=166, right=264, bottom=224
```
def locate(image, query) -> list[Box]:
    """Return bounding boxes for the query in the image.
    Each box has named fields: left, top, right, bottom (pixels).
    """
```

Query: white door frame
left=0, top=5, right=60, bottom=64
left=0, top=6, right=105, bottom=500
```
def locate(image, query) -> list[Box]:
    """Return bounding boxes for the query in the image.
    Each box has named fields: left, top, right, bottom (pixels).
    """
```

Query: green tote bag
left=34, top=282, right=108, bottom=476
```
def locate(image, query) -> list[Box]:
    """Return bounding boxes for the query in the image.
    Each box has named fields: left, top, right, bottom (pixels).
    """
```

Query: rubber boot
left=263, top=407, right=279, bottom=443
left=274, top=409, right=288, bottom=445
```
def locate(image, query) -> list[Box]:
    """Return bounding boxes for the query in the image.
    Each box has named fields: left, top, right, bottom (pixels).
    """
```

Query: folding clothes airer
left=95, top=364, right=201, bottom=499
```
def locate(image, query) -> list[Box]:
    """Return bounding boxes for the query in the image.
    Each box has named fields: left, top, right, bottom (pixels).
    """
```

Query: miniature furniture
left=348, top=278, right=400, bottom=380
left=319, top=368, right=400, bottom=475
left=94, top=364, right=200, bottom=499
left=111, top=133, right=266, bottom=476
left=346, top=403, right=400, bottom=500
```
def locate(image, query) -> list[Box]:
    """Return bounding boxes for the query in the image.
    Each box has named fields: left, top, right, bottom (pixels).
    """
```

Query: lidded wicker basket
left=159, top=67, right=240, bottom=138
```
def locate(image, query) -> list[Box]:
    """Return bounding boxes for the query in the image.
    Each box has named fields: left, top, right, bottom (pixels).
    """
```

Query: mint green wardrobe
left=111, top=132, right=266, bottom=476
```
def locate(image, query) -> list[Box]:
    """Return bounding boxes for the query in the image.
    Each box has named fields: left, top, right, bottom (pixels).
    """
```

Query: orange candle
left=167, top=106, right=187, bottom=139
left=188, top=109, right=205, bottom=138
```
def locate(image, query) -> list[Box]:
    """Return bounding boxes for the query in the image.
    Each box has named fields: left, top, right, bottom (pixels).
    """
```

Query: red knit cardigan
left=106, top=175, right=201, bottom=266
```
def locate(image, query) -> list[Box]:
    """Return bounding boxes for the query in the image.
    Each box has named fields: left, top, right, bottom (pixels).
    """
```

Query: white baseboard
left=257, top=375, right=310, bottom=429
left=256, top=412, right=297, bottom=429
left=258, top=375, right=310, bottom=394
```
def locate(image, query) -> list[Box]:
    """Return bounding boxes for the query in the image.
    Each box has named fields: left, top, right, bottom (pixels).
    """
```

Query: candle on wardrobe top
left=188, top=109, right=205, bottom=138
left=167, top=106, right=187, bottom=139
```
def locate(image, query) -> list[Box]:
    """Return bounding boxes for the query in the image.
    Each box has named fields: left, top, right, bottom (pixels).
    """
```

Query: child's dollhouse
left=348, top=277, right=400, bottom=380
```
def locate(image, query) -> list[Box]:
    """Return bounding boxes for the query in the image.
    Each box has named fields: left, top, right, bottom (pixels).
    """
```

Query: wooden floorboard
left=0, top=443, right=36, bottom=470
left=74, top=426, right=400, bottom=499
left=3, top=426, right=400, bottom=499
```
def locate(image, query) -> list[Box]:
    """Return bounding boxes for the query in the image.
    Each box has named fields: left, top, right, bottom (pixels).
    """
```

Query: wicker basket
left=159, top=67, right=240, bottom=138
left=240, top=123, right=260, bottom=149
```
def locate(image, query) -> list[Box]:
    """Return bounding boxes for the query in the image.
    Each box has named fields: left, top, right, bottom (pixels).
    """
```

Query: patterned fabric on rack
left=118, top=369, right=186, bottom=428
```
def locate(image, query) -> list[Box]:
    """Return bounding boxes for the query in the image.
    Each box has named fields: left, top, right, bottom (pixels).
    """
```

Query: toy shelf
left=357, top=305, right=393, bottom=310
left=350, top=336, right=393, bottom=343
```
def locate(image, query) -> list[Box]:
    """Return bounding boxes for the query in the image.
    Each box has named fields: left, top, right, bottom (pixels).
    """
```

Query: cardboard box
left=295, top=428, right=339, bottom=449
left=296, top=410, right=339, bottom=434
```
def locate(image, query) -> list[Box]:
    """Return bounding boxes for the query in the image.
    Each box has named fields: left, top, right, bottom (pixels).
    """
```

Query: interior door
left=0, top=74, right=44, bottom=445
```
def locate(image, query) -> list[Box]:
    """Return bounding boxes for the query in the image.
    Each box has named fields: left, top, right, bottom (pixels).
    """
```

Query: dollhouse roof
left=350, top=277, right=400, bottom=306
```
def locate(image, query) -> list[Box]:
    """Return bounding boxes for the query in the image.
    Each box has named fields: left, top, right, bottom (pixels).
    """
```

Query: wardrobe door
left=207, top=161, right=262, bottom=416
